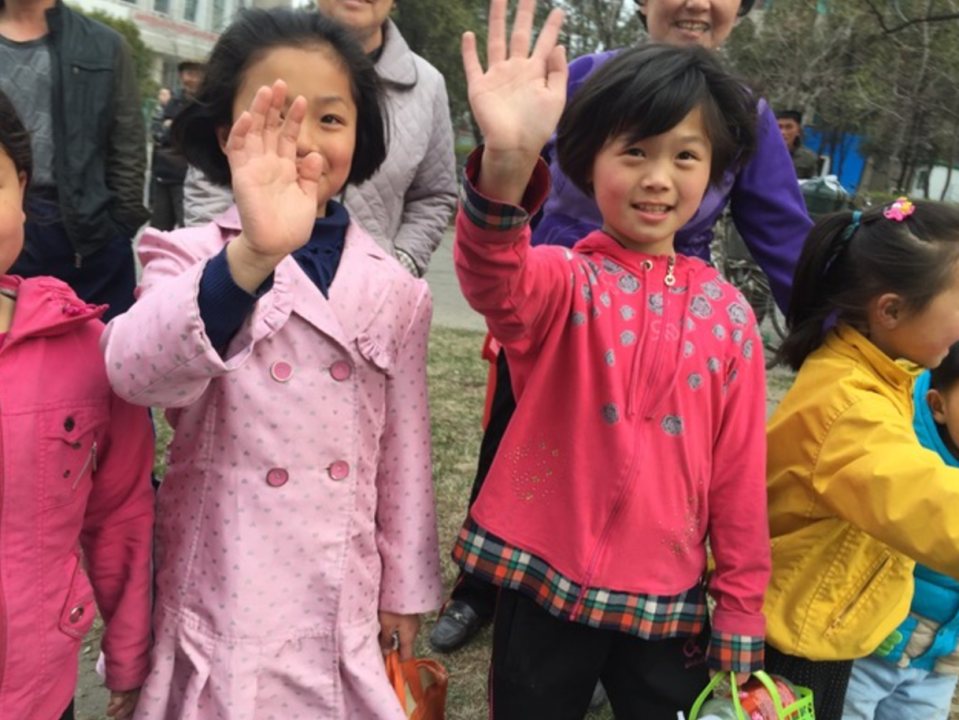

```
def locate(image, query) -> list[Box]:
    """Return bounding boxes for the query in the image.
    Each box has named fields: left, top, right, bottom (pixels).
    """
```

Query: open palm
left=463, top=0, right=567, bottom=156
left=226, top=80, right=323, bottom=261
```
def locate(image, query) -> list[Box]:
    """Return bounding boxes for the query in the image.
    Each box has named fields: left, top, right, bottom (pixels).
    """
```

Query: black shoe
left=429, top=600, right=487, bottom=653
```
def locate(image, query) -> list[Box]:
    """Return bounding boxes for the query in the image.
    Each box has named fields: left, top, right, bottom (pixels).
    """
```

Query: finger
left=225, top=111, right=254, bottom=154
left=262, top=79, right=286, bottom=147
left=531, top=8, right=566, bottom=63
left=278, top=95, right=307, bottom=161
left=545, top=44, right=568, bottom=92
left=379, top=623, right=396, bottom=654
left=246, top=84, right=275, bottom=139
left=298, top=151, right=324, bottom=187
left=462, top=32, right=483, bottom=88
left=486, top=0, right=508, bottom=66
left=297, top=152, right=323, bottom=206
left=398, top=631, right=415, bottom=661
left=509, top=0, right=536, bottom=61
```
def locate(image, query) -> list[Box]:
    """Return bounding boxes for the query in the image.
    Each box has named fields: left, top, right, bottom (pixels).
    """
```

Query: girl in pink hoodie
left=451, top=2, right=770, bottom=717
left=0, top=90, right=155, bottom=720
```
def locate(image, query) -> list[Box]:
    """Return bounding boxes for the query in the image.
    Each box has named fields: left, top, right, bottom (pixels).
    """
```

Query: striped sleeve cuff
left=707, top=631, right=765, bottom=673
left=460, top=146, right=551, bottom=232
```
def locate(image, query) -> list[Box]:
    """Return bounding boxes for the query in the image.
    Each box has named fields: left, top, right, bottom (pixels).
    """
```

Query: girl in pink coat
left=0, top=90, right=155, bottom=720
left=102, top=9, right=442, bottom=719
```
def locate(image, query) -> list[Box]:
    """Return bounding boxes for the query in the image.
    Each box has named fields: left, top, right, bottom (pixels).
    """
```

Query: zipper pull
left=72, top=441, right=98, bottom=490
left=74, top=253, right=83, bottom=269
left=664, top=255, right=676, bottom=287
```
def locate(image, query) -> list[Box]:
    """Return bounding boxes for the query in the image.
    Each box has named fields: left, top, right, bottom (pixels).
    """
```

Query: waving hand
left=463, top=0, right=567, bottom=203
left=224, top=80, right=324, bottom=292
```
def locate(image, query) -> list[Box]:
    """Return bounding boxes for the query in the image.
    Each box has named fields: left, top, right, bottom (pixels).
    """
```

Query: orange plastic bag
left=385, top=651, right=448, bottom=720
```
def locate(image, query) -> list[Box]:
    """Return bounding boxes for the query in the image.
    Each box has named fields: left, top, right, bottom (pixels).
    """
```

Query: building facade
left=70, top=0, right=287, bottom=89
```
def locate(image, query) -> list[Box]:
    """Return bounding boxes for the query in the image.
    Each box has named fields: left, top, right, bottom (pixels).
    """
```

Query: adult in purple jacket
left=430, top=0, right=811, bottom=655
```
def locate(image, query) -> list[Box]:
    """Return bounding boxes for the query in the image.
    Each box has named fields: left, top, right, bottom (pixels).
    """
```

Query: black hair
left=635, top=0, right=754, bottom=29
left=930, top=341, right=959, bottom=393
left=0, top=87, right=32, bottom=187
left=174, top=7, right=387, bottom=188
left=775, top=109, right=803, bottom=124
left=555, top=43, right=756, bottom=196
left=779, top=200, right=959, bottom=370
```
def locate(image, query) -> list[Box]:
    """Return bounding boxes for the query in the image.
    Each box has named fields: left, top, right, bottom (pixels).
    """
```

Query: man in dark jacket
left=776, top=109, right=820, bottom=180
left=150, top=60, right=202, bottom=231
left=0, top=0, right=149, bottom=321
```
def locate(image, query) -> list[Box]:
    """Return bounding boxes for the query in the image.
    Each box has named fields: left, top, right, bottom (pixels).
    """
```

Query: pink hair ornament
left=884, top=197, right=916, bottom=222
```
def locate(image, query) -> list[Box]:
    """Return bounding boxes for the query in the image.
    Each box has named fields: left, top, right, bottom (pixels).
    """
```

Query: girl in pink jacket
left=102, top=9, right=441, bottom=719
left=451, top=2, right=770, bottom=718
left=0, top=90, right=155, bottom=720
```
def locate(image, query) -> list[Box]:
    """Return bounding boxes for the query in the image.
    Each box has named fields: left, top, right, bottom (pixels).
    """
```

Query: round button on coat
left=330, top=361, right=352, bottom=381
left=69, top=606, right=84, bottom=623
left=266, top=468, right=289, bottom=487
left=270, top=361, right=294, bottom=383
left=328, top=461, right=350, bottom=481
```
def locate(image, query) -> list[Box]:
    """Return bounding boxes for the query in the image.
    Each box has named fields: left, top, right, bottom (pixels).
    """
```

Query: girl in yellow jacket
left=765, top=198, right=959, bottom=720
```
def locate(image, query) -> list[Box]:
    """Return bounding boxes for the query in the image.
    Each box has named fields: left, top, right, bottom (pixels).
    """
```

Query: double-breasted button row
left=264, top=461, right=351, bottom=487
left=268, top=361, right=353, bottom=383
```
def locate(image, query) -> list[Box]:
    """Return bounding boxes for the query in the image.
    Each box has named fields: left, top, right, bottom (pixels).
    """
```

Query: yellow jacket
left=765, top=324, right=959, bottom=660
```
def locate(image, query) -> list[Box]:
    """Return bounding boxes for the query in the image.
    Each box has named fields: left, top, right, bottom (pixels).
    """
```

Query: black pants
left=449, top=350, right=516, bottom=619
left=764, top=644, right=853, bottom=720
left=491, top=588, right=710, bottom=720
left=14, top=194, right=137, bottom=322
left=58, top=700, right=75, bottom=720
left=151, top=180, right=184, bottom=231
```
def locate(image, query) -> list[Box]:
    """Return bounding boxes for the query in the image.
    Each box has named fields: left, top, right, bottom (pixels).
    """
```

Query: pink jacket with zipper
left=0, top=275, right=155, bottom=720
left=454, top=161, right=771, bottom=640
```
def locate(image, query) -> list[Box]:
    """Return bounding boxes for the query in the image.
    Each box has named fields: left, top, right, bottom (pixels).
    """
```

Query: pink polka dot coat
left=102, top=207, right=442, bottom=719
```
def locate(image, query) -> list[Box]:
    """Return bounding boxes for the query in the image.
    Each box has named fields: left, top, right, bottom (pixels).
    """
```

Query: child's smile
left=591, top=106, right=711, bottom=256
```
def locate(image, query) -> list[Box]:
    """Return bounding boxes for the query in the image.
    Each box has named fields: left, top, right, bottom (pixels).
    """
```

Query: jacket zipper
left=71, top=441, right=97, bottom=490
left=570, top=257, right=675, bottom=621
left=829, top=556, right=891, bottom=631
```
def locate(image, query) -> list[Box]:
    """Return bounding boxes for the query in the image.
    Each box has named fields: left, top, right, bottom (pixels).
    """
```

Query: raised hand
left=224, top=80, right=324, bottom=292
left=463, top=0, right=566, bottom=203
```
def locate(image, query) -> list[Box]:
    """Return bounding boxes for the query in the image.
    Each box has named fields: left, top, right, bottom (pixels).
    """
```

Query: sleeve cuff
left=394, top=248, right=421, bottom=277
left=707, top=631, right=765, bottom=673
left=198, top=247, right=272, bottom=351
left=459, top=146, right=551, bottom=232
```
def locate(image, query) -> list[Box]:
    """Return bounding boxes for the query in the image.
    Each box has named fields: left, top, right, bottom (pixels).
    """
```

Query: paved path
left=424, top=228, right=486, bottom=332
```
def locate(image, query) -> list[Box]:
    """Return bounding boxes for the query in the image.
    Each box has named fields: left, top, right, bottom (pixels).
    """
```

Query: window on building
left=212, top=0, right=226, bottom=30
left=183, top=0, right=198, bottom=22
left=154, top=0, right=170, bottom=14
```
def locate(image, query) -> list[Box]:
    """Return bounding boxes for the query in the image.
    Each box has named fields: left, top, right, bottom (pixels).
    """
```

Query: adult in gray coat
left=183, top=0, right=457, bottom=277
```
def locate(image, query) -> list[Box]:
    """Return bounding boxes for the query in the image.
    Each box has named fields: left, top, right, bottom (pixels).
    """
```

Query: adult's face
left=315, top=0, right=394, bottom=54
left=777, top=118, right=801, bottom=149
left=638, top=0, right=741, bottom=50
left=179, top=67, right=203, bottom=96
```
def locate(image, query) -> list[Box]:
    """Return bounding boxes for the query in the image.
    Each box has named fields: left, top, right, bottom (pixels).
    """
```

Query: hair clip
left=841, top=210, right=862, bottom=243
left=884, top=197, right=915, bottom=222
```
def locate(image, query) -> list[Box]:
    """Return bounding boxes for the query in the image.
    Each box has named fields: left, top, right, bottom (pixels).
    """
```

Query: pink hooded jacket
left=454, top=159, right=770, bottom=643
left=0, top=275, right=155, bottom=720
